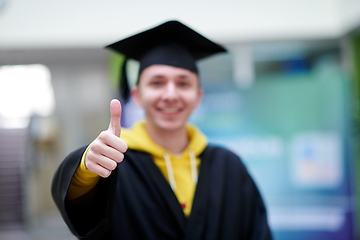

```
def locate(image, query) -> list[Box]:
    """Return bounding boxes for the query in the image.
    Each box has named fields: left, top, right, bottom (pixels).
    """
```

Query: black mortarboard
left=105, top=20, right=227, bottom=102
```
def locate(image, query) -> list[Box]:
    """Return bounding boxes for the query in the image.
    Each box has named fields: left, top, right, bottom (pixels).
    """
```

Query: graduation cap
left=105, top=20, right=227, bottom=102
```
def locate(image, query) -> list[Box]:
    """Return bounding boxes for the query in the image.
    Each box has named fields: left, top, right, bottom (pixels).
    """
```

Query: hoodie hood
left=121, top=121, right=207, bottom=158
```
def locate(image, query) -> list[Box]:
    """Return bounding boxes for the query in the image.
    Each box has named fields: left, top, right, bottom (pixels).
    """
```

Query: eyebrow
left=150, top=75, right=166, bottom=79
left=150, top=74, right=191, bottom=79
left=178, top=74, right=191, bottom=79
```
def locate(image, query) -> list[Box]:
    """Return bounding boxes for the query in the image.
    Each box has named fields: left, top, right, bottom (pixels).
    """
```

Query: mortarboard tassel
left=119, top=57, right=130, bottom=103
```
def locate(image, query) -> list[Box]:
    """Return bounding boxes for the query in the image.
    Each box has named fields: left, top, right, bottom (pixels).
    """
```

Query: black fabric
left=139, top=43, right=198, bottom=74
left=105, top=20, right=226, bottom=65
left=119, top=57, right=130, bottom=103
left=51, top=145, right=273, bottom=240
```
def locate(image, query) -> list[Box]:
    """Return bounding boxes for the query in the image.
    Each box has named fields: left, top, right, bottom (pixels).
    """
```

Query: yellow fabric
left=66, top=147, right=100, bottom=201
left=67, top=121, right=207, bottom=216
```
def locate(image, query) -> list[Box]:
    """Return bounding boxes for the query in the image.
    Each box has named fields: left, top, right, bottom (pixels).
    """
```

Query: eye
left=178, top=80, right=191, bottom=87
left=151, top=81, right=161, bottom=85
left=149, top=79, right=164, bottom=86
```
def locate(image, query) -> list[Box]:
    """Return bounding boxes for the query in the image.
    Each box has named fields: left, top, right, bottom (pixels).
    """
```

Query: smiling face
left=131, top=64, right=203, bottom=133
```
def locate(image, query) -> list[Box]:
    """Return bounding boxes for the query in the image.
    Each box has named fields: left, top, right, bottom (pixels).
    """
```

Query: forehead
left=139, top=64, right=198, bottom=80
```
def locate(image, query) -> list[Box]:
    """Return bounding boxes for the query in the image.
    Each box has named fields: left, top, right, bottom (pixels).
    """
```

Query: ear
left=131, top=86, right=143, bottom=108
left=194, top=88, right=204, bottom=109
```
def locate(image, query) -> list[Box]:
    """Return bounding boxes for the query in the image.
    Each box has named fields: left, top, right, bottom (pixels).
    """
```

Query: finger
left=95, top=155, right=118, bottom=171
left=86, top=153, right=119, bottom=176
left=97, top=131, right=128, bottom=153
left=88, top=163, right=112, bottom=178
left=102, top=145, right=125, bottom=163
left=90, top=141, right=125, bottom=164
left=108, top=99, right=122, bottom=137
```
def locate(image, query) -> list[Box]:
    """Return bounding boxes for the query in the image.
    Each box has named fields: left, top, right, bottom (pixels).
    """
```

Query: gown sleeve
left=66, top=146, right=100, bottom=201
left=51, top=146, right=118, bottom=239
left=247, top=175, right=273, bottom=240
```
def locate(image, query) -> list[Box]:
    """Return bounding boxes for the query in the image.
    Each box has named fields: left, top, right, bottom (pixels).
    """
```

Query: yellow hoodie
left=67, top=121, right=207, bottom=216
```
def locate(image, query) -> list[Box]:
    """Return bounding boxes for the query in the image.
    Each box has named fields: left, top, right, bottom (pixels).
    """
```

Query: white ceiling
left=0, top=0, right=360, bottom=49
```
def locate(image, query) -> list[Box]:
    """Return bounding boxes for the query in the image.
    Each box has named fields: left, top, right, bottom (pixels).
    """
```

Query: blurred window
left=0, top=64, right=55, bottom=229
left=0, top=64, right=55, bottom=129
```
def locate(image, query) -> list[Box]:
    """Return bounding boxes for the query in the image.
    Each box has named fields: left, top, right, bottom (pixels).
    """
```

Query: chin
left=157, top=121, right=186, bottom=132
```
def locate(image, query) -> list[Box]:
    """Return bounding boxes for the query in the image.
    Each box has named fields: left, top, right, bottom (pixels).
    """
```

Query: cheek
left=132, top=87, right=155, bottom=108
left=138, top=92, right=158, bottom=109
left=185, top=92, right=202, bottom=108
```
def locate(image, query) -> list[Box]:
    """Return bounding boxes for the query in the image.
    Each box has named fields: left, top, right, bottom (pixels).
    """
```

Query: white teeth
left=162, top=108, right=177, bottom=113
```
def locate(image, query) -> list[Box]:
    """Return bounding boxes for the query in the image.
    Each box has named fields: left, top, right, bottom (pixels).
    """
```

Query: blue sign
left=190, top=68, right=355, bottom=240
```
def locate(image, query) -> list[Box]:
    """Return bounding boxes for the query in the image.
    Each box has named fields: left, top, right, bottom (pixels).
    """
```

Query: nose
left=162, top=81, right=178, bottom=100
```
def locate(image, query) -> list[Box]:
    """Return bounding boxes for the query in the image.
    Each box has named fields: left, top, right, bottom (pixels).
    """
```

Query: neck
left=146, top=124, right=189, bottom=154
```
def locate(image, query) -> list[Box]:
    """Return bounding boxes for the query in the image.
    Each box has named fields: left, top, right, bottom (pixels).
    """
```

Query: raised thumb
left=108, top=99, right=122, bottom=137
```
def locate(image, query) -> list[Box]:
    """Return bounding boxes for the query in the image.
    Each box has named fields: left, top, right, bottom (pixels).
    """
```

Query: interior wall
left=0, top=48, right=116, bottom=217
left=340, top=0, right=360, bottom=33
left=0, top=0, right=342, bottom=49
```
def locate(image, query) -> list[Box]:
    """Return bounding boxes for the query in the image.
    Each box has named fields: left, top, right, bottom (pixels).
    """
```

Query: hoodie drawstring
left=189, top=150, right=198, bottom=184
left=163, top=153, right=176, bottom=191
left=163, top=151, right=198, bottom=191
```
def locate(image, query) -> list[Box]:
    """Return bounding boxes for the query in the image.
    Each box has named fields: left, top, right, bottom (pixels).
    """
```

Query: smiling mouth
left=161, top=108, right=179, bottom=114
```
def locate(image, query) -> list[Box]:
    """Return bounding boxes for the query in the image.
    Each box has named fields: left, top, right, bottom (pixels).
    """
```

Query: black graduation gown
left=51, top=145, right=273, bottom=240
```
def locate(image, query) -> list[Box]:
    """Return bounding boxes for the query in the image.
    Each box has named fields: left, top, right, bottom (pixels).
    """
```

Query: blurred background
left=1, top=0, right=360, bottom=239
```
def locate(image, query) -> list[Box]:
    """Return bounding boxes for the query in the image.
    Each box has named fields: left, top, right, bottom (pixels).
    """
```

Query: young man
left=52, top=21, right=273, bottom=240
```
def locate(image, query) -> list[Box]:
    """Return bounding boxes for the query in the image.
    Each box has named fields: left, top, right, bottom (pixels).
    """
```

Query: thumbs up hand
left=85, top=99, right=128, bottom=178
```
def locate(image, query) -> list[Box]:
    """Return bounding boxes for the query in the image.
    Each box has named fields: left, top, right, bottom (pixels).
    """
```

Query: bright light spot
left=0, top=64, right=55, bottom=128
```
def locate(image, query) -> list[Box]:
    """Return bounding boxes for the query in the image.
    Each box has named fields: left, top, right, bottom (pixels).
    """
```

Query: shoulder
left=204, top=144, right=239, bottom=157
left=201, top=144, right=248, bottom=172
left=203, top=144, right=242, bottom=162
left=200, top=144, right=257, bottom=192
